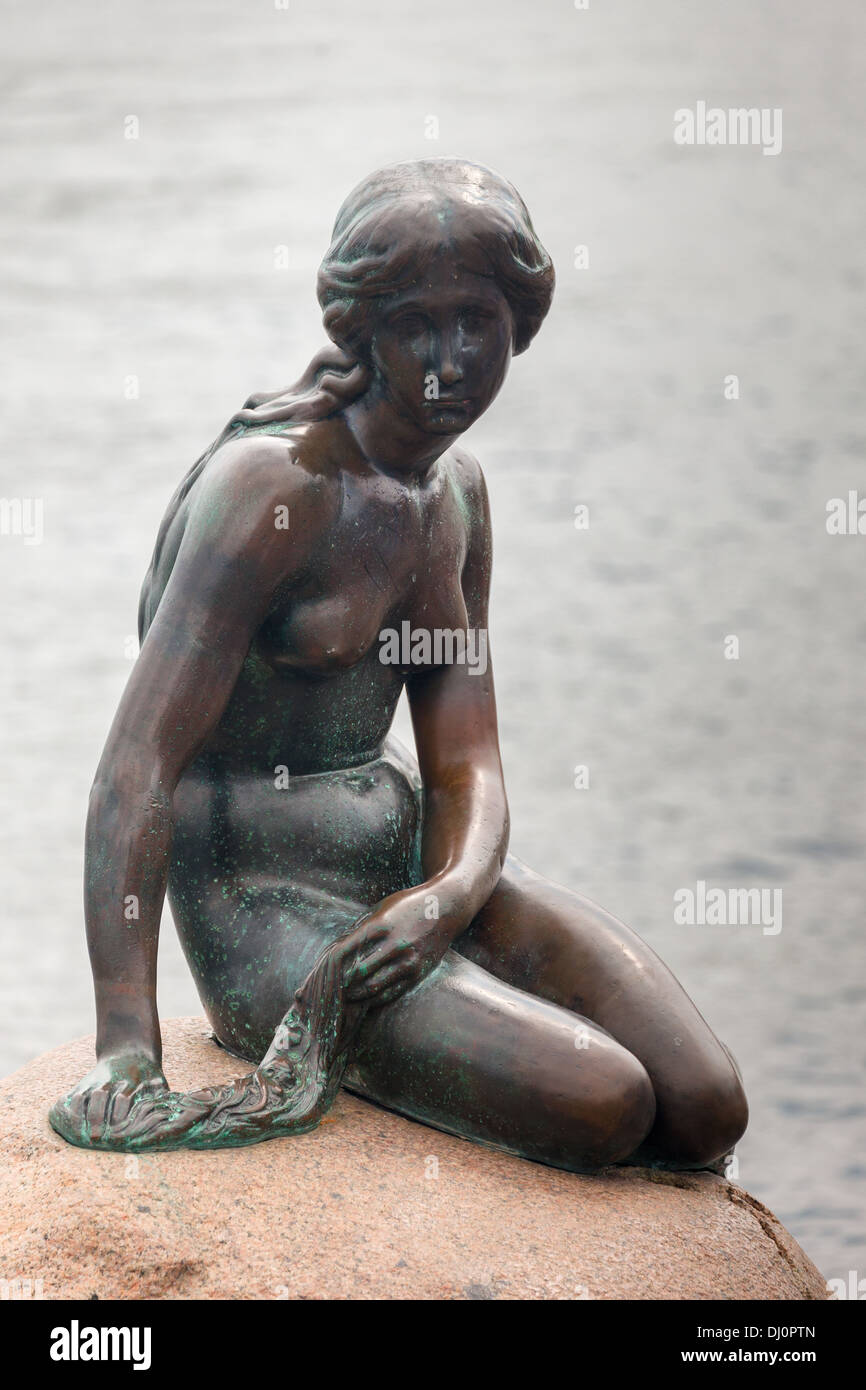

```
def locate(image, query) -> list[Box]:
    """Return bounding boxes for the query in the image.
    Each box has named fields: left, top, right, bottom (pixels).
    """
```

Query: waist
left=171, top=743, right=422, bottom=900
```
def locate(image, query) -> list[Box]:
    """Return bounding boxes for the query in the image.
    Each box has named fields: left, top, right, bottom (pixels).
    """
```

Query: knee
left=656, top=1056, right=749, bottom=1168
left=568, top=1049, right=657, bottom=1168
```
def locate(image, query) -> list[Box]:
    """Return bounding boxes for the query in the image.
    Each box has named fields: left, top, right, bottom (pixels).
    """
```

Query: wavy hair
left=230, top=157, right=554, bottom=432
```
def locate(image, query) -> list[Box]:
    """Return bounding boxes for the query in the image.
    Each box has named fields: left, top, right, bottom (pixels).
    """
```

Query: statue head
left=231, top=158, right=554, bottom=439
left=316, top=157, right=555, bottom=434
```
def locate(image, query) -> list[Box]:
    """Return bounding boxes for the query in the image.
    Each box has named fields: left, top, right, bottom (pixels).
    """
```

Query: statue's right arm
left=72, top=441, right=322, bottom=1119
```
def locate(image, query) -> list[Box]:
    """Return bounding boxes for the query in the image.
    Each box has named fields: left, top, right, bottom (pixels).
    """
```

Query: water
left=1, top=0, right=864, bottom=1287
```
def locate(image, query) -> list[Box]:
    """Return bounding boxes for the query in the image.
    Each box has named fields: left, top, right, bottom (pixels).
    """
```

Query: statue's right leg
left=343, top=949, right=657, bottom=1172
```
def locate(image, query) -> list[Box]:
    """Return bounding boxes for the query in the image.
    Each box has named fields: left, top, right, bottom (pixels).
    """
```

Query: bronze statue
left=50, top=158, right=748, bottom=1168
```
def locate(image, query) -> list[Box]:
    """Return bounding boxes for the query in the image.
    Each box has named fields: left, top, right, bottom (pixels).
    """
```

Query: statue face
left=369, top=251, right=514, bottom=436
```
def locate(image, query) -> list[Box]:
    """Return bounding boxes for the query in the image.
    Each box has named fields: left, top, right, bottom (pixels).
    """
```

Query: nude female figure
left=50, top=158, right=747, bottom=1169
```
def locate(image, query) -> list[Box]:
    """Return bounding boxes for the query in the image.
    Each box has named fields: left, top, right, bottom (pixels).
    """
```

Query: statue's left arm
left=341, top=451, right=510, bottom=1005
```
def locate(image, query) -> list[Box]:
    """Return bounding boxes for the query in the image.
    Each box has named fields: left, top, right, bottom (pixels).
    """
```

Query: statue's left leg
left=455, top=856, right=748, bottom=1169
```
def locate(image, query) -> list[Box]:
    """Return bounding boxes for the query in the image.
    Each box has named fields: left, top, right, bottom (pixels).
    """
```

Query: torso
left=140, top=414, right=475, bottom=777
left=145, top=415, right=480, bottom=1034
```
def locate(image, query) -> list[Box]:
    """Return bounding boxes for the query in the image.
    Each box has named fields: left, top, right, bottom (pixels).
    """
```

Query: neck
left=342, top=376, right=459, bottom=479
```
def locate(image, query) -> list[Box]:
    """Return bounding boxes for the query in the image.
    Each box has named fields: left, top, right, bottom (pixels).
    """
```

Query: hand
left=49, top=1050, right=169, bottom=1149
left=338, top=888, right=456, bottom=1006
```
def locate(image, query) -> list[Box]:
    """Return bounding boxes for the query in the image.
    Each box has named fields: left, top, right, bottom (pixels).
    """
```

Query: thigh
left=344, top=948, right=655, bottom=1171
left=455, top=856, right=748, bottom=1164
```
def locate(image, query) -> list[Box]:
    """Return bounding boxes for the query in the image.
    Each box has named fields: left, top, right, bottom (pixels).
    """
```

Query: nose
left=436, top=330, right=464, bottom=388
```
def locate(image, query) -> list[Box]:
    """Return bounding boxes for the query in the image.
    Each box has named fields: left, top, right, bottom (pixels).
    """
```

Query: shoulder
left=443, top=444, right=491, bottom=555
left=191, top=427, right=340, bottom=541
left=441, top=447, right=492, bottom=596
left=443, top=444, right=490, bottom=525
left=203, top=426, right=337, bottom=504
left=446, top=442, right=486, bottom=494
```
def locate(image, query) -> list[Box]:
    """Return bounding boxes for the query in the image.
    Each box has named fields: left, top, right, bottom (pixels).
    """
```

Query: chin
left=424, top=417, right=468, bottom=435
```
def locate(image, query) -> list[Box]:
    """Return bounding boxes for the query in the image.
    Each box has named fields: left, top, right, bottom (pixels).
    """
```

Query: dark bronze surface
left=50, top=159, right=747, bottom=1166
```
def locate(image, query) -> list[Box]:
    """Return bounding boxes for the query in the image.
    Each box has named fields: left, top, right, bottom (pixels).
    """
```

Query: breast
left=258, top=592, right=394, bottom=674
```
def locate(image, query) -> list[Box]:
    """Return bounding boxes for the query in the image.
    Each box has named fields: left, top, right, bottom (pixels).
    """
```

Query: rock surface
left=0, top=1018, right=827, bottom=1301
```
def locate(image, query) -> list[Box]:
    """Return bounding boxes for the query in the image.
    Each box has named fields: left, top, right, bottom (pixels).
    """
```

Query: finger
left=106, top=1087, right=134, bottom=1126
left=347, top=958, right=416, bottom=1001
left=334, top=920, right=389, bottom=962
left=102, top=1085, right=125, bottom=1129
left=79, top=1090, right=97, bottom=1143
left=48, top=1094, right=79, bottom=1141
left=353, top=936, right=416, bottom=979
left=135, top=1076, right=169, bottom=1100
left=371, top=981, right=412, bottom=1008
left=114, top=1075, right=170, bottom=1129
left=350, top=930, right=416, bottom=972
left=102, top=1075, right=148, bottom=1131
left=339, top=939, right=397, bottom=984
left=84, top=1087, right=109, bottom=1142
left=342, top=947, right=399, bottom=992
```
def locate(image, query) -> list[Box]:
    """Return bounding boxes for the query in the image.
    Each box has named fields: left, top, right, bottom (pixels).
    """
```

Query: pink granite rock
left=0, top=1018, right=827, bottom=1301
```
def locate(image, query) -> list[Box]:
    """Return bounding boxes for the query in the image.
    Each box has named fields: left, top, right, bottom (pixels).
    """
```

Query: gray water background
left=1, top=0, right=864, bottom=1287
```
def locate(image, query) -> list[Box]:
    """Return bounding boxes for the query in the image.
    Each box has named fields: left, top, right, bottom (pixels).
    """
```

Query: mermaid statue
left=50, top=158, right=748, bottom=1167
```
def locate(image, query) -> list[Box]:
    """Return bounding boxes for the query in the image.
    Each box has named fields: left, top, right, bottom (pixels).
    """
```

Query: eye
left=392, top=312, right=428, bottom=338
left=459, top=307, right=491, bottom=334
